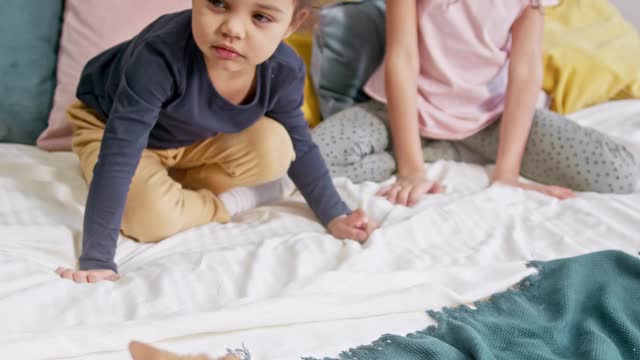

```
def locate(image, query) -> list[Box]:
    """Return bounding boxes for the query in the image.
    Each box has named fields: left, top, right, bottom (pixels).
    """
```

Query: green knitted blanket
left=309, top=251, right=640, bottom=360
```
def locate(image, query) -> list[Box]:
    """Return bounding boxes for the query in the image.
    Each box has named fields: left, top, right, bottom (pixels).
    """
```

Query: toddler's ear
left=286, top=7, right=311, bottom=37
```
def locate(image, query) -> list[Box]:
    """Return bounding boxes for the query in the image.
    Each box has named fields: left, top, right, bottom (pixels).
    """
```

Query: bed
left=0, top=99, right=638, bottom=359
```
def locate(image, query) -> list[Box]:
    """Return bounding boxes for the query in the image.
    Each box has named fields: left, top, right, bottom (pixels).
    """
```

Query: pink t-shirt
left=364, top=0, right=558, bottom=140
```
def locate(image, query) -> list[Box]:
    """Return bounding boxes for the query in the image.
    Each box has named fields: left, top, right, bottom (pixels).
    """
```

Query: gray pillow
left=311, top=0, right=386, bottom=118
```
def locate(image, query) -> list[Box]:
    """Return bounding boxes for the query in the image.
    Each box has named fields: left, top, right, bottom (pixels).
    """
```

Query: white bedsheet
left=0, top=101, right=639, bottom=360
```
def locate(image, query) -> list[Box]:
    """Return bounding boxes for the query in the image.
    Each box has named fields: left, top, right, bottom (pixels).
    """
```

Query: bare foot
left=129, top=341, right=240, bottom=360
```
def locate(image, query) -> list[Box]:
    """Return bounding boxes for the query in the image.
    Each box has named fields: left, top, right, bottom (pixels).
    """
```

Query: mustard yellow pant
left=67, top=101, right=295, bottom=243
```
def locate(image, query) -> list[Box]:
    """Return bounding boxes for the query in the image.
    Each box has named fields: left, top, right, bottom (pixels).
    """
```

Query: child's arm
left=269, top=59, right=377, bottom=241
left=58, top=103, right=161, bottom=283
left=57, top=46, right=175, bottom=283
left=376, top=1, right=443, bottom=206
left=492, top=6, right=574, bottom=199
left=385, top=1, right=421, bottom=177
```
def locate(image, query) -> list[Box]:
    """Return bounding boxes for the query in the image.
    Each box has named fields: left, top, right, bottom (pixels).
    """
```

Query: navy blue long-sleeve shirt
left=76, top=10, right=350, bottom=272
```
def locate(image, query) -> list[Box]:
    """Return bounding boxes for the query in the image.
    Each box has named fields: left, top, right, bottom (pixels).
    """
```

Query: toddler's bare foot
left=129, top=341, right=241, bottom=360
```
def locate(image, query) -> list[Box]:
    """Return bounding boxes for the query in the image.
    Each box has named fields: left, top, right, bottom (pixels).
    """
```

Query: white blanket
left=1, top=101, right=639, bottom=360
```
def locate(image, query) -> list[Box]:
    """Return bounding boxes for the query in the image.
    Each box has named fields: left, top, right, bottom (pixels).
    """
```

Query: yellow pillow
left=543, top=0, right=640, bottom=114
left=284, top=31, right=322, bottom=127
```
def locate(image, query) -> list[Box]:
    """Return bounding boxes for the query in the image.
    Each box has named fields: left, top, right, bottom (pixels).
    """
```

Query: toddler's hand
left=56, top=267, right=120, bottom=283
left=328, top=209, right=379, bottom=243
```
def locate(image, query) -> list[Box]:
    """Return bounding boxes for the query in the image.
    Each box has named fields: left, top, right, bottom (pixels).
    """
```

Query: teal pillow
left=0, top=0, right=63, bottom=144
left=311, top=0, right=386, bottom=118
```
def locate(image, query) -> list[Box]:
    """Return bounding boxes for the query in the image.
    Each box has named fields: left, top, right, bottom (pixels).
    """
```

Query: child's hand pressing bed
left=55, top=267, right=120, bottom=283
left=328, top=209, right=379, bottom=243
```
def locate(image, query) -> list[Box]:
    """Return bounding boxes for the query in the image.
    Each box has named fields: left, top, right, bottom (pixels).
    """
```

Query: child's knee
left=250, top=118, right=295, bottom=181
left=67, top=101, right=105, bottom=151
left=568, top=157, right=638, bottom=194
left=312, top=103, right=390, bottom=164
left=121, top=189, right=184, bottom=243
left=592, top=142, right=638, bottom=194
left=600, top=158, right=638, bottom=194
left=122, top=212, right=182, bottom=244
left=329, top=151, right=395, bottom=183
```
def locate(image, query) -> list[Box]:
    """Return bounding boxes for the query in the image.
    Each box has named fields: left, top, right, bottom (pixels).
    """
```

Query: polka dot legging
left=312, top=101, right=638, bottom=193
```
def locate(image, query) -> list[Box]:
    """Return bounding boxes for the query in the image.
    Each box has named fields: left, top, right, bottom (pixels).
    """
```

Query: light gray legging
left=312, top=101, right=638, bottom=193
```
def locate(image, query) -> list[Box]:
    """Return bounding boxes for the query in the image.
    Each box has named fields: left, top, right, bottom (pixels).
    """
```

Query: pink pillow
left=37, top=1, right=191, bottom=151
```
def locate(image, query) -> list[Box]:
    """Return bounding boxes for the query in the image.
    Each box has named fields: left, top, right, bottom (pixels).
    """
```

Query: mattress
left=0, top=100, right=639, bottom=359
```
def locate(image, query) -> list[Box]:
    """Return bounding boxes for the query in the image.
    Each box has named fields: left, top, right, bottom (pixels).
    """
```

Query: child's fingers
left=517, top=182, right=576, bottom=200
left=73, top=271, right=89, bottom=284
left=408, top=186, right=426, bottom=206
left=351, top=208, right=366, bottom=218
left=348, top=228, right=369, bottom=243
left=546, top=186, right=575, bottom=200
left=329, top=212, right=372, bottom=242
left=53, top=268, right=120, bottom=283
left=105, top=272, right=121, bottom=282
left=88, top=270, right=120, bottom=283
left=333, top=223, right=368, bottom=243
left=348, top=209, right=368, bottom=228
left=386, top=185, right=401, bottom=204
left=420, top=181, right=438, bottom=194
left=376, top=185, right=392, bottom=197
left=61, top=269, right=75, bottom=280
left=430, top=182, right=446, bottom=194
left=555, top=186, right=575, bottom=199
left=544, top=187, right=560, bottom=199
left=397, top=186, right=412, bottom=206
left=365, top=220, right=380, bottom=235
left=87, top=273, right=109, bottom=283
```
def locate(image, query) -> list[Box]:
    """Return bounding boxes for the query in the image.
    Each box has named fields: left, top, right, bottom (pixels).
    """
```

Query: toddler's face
left=192, top=0, right=298, bottom=73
